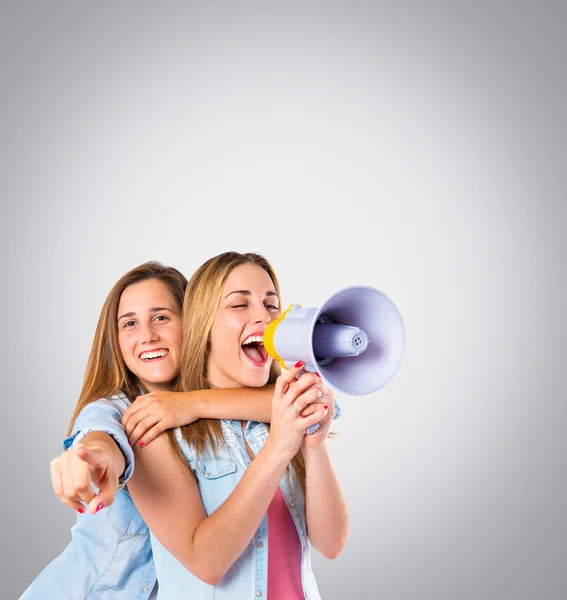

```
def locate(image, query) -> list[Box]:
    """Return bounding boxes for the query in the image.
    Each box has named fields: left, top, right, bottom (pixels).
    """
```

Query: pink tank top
left=267, top=487, right=304, bottom=599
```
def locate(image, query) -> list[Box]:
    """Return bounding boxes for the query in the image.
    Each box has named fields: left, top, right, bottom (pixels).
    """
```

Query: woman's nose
left=139, top=322, right=159, bottom=343
left=252, top=305, right=272, bottom=325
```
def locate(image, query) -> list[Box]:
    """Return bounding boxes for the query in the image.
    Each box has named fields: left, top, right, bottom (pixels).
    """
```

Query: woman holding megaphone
left=20, top=260, right=332, bottom=599
left=127, top=252, right=349, bottom=599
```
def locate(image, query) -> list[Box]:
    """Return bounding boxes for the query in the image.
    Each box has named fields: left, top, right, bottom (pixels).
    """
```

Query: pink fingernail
left=295, top=361, right=304, bottom=368
left=315, top=372, right=321, bottom=378
left=96, top=503, right=103, bottom=513
left=138, top=441, right=145, bottom=447
left=324, top=405, right=329, bottom=410
left=78, top=508, right=84, bottom=514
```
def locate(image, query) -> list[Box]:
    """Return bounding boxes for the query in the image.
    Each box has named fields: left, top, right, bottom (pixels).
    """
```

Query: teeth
left=140, top=349, right=168, bottom=360
left=242, top=335, right=264, bottom=345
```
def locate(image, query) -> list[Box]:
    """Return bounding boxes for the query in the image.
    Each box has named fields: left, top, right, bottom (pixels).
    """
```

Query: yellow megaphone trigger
left=263, top=304, right=298, bottom=370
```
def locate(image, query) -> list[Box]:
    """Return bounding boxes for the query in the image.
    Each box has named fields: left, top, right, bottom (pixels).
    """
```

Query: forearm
left=303, top=444, right=349, bottom=559
left=198, top=385, right=274, bottom=423
left=68, top=399, right=134, bottom=483
left=189, top=441, right=290, bottom=581
left=81, top=431, right=126, bottom=475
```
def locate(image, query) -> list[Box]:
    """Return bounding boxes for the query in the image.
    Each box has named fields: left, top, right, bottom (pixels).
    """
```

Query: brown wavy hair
left=169, top=251, right=306, bottom=493
left=66, top=262, right=187, bottom=436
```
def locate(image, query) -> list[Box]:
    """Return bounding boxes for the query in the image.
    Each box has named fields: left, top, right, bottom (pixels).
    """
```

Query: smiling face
left=117, top=278, right=182, bottom=392
left=207, top=263, right=280, bottom=389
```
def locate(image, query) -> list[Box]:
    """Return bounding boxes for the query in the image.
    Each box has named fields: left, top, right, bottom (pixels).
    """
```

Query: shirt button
left=257, top=541, right=263, bottom=548
left=143, top=586, right=148, bottom=593
left=256, top=592, right=263, bottom=597
left=289, top=502, right=296, bottom=508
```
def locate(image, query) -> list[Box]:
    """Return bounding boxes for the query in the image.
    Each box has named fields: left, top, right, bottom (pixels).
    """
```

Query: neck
left=206, top=362, right=244, bottom=390
left=140, top=381, right=174, bottom=393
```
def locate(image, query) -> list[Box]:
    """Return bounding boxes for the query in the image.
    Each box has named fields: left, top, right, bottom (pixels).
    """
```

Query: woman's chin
left=237, top=352, right=271, bottom=386
left=209, top=356, right=271, bottom=388
left=143, top=371, right=177, bottom=386
left=238, top=363, right=271, bottom=387
left=138, top=374, right=176, bottom=391
left=241, top=372, right=270, bottom=388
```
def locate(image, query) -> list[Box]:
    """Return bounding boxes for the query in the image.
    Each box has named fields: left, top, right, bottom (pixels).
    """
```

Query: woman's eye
left=124, top=321, right=136, bottom=328
left=154, top=315, right=168, bottom=322
left=266, top=304, right=279, bottom=311
left=231, top=304, right=247, bottom=309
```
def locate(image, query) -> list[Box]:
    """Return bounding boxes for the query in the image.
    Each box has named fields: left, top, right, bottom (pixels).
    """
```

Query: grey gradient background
left=1, top=1, right=566, bottom=599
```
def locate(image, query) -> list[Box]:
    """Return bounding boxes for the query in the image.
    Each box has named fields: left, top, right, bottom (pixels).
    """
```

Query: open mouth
left=241, top=335, right=269, bottom=367
left=139, top=349, right=169, bottom=362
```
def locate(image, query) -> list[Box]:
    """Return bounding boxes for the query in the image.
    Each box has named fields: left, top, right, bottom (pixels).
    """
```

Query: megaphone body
left=264, top=286, right=405, bottom=396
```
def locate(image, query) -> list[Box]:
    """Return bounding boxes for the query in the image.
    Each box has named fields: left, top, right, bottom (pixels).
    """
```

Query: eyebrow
left=117, top=307, right=175, bottom=322
left=224, top=290, right=279, bottom=300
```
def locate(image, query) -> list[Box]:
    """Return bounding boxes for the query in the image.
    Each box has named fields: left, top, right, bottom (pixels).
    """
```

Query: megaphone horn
left=263, top=286, right=405, bottom=396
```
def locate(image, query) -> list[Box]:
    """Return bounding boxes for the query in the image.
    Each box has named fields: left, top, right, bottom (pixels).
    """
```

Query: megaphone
left=263, top=286, right=405, bottom=396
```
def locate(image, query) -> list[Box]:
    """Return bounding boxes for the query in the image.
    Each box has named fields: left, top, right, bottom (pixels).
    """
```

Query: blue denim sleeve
left=62, top=398, right=134, bottom=487
left=333, top=398, right=342, bottom=419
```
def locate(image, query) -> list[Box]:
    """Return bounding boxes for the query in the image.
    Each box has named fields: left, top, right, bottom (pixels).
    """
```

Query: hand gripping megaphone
left=263, top=286, right=405, bottom=397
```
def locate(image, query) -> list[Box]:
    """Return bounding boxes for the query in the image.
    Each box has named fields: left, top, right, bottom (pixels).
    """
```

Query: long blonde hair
left=67, top=262, right=187, bottom=436
left=169, top=251, right=306, bottom=492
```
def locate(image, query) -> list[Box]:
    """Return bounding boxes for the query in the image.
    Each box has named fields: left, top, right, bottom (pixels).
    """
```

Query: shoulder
left=68, top=392, right=132, bottom=436
left=95, top=391, right=132, bottom=410
left=78, top=392, right=131, bottom=417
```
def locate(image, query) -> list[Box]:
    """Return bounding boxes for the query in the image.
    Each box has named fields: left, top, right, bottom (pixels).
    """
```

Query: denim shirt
left=150, top=409, right=341, bottom=600
left=20, top=393, right=341, bottom=600
left=20, top=394, right=156, bottom=600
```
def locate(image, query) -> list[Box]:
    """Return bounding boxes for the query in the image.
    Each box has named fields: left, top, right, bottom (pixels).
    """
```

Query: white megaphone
left=263, top=286, right=405, bottom=403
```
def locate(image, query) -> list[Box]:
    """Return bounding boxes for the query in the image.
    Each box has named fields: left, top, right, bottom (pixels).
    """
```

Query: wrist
left=83, top=431, right=126, bottom=471
left=106, top=440, right=126, bottom=474
left=82, top=430, right=117, bottom=451
left=175, top=391, right=205, bottom=421
left=301, top=439, right=329, bottom=455
left=260, top=438, right=297, bottom=468
left=188, top=392, right=205, bottom=420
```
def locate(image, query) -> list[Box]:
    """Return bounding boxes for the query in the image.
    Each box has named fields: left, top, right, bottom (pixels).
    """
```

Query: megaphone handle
left=306, top=423, right=321, bottom=435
